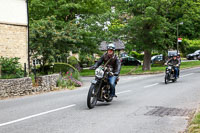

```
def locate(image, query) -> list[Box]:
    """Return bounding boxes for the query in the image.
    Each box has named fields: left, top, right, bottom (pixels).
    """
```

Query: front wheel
left=87, top=84, right=98, bottom=109
left=165, top=74, right=169, bottom=84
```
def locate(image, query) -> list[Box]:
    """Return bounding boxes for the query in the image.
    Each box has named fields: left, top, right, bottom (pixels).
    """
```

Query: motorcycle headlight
left=95, top=67, right=104, bottom=78
left=168, top=66, right=172, bottom=69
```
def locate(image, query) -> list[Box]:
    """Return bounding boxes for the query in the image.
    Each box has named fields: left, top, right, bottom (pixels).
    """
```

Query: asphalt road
left=1, top=67, right=200, bottom=133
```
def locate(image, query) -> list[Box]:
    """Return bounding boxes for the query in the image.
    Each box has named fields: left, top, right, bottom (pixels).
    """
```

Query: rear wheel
left=87, top=84, right=98, bottom=109
left=165, top=74, right=169, bottom=84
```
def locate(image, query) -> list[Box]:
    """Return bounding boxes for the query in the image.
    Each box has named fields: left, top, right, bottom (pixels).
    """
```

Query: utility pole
left=177, top=22, right=183, bottom=54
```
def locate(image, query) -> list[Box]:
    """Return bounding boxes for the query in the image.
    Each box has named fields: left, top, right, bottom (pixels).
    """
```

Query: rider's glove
left=114, top=72, right=119, bottom=76
left=109, top=72, right=114, bottom=76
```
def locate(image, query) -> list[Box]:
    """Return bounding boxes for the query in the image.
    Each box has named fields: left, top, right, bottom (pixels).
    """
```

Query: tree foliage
left=29, top=0, right=200, bottom=71
left=113, top=0, right=200, bottom=70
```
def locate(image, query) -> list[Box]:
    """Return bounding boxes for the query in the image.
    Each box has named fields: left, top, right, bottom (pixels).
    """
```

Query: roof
left=99, top=40, right=125, bottom=51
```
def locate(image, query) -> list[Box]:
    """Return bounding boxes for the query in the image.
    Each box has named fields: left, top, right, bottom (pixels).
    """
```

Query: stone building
left=99, top=40, right=125, bottom=55
left=0, top=0, right=28, bottom=67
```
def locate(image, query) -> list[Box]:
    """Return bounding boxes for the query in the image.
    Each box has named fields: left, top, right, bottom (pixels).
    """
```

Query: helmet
left=107, top=43, right=116, bottom=51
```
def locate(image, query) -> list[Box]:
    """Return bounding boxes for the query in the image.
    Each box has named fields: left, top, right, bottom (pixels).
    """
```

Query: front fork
left=91, top=79, right=103, bottom=97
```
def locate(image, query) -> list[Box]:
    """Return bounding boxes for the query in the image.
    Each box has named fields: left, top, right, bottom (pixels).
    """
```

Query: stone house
left=0, top=0, right=28, bottom=67
left=99, top=40, right=125, bottom=56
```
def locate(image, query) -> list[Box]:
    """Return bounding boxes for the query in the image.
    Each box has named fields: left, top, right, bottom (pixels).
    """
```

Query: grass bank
left=188, top=112, right=200, bottom=133
left=80, top=60, right=200, bottom=76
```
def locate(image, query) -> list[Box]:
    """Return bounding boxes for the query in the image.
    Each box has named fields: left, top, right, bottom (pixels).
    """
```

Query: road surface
left=0, top=67, right=200, bottom=133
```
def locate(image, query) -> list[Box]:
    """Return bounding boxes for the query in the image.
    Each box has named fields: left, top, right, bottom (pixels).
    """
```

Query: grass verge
left=80, top=60, right=200, bottom=76
left=188, top=112, right=200, bottom=133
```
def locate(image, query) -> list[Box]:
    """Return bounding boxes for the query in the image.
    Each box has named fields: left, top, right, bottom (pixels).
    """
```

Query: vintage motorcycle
left=87, top=65, right=118, bottom=109
left=164, top=63, right=178, bottom=84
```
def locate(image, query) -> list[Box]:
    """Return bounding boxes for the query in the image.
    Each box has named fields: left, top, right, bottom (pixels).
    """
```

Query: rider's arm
left=93, top=54, right=104, bottom=68
left=177, top=59, right=180, bottom=66
left=114, top=57, right=121, bottom=76
left=166, top=58, right=172, bottom=65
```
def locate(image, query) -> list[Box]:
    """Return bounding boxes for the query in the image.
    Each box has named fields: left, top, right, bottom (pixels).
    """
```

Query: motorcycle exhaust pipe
left=104, top=94, right=109, bottom=99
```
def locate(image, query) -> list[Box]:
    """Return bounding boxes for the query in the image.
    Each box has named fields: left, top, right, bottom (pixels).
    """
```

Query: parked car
left=197, top=54, right=200, bottom=60
left=151, top=54, right=164, bottom=64
left=186, top=50, right=200, bottom=60
left=168, top=51, right=179, bottom=58
left=120, top=56, right=141, bottom=66
left=120, top=53, right=129, bottom=58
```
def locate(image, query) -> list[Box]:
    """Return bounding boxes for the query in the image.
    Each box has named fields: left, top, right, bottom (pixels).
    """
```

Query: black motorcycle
left=87, top=65, right=118, bottom=109
left=164, top=64, right=178, bottom=84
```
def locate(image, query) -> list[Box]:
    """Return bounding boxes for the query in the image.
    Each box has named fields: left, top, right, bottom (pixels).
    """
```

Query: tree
left=29, top=0, right=112, bottom=65
left=114, top=0, right=200, bottom=70
left=29, top=0, right=110, bottom=21
left=125, top=0, right=170, bottom=70
left=30, top=16, right=82, bottom=67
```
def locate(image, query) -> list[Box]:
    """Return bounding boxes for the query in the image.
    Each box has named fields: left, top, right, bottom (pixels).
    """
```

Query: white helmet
left=107, top=43, right=116, bottom=51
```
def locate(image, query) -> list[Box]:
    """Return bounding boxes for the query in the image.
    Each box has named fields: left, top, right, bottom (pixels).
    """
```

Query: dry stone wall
left=0, top=74, right=60, bottom=99
left=0, top=77, right=32, bottom=98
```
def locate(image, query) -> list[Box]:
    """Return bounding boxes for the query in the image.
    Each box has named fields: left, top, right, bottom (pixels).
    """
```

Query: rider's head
left=173, top=54, right=177, bottom=60
left=107, top=43, right=115, bottom=56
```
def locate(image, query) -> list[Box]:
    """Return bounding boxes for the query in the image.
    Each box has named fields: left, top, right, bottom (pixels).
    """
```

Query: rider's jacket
left=93, top=53, right=121, bottom=75
left=166, top=58, right=180, bottom=66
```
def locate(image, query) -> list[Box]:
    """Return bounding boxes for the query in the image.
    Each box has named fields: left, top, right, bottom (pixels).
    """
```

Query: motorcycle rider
left=90, top=43, right=121, bottom=98
left=177, top=53, right=181, bottom=77
left=165, top=54, right=180, bottom=79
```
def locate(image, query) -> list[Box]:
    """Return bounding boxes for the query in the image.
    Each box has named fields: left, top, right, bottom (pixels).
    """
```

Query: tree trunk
left=142, top=50, right=151, bottom=71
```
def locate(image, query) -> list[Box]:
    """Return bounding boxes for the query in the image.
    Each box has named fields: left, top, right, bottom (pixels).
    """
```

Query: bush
left=180, top=39, right=200, bottom=56
left=57, top=71, right=82, bottom=89
left=36, top=63, right=79, bottom=76
left=79, top=54, right=95, bottom=67
left=68, top=56, right=81, bottom=71
left=0, top=57, right=24, bottom=78
left=68, top=56, right=79, bottom=66
left=53, top=63, right=78, bottom=73
left=130, top=51, right=144, bottom=60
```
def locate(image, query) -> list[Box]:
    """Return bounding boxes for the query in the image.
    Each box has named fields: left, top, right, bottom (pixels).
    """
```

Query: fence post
left=24, top=63, right=27, bottom=77
left=34, top=63, right=36, bottom=82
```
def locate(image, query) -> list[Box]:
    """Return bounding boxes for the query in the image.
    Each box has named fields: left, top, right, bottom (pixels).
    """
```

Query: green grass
left=80, top=61, right=200, bottom=76
left=188, top=112, right=200, bottom=133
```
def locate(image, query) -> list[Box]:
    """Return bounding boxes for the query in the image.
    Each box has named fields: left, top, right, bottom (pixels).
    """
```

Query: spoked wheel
left=165, top=74, right=169, bottom=84
left=87, top=84, right=98, bottom=109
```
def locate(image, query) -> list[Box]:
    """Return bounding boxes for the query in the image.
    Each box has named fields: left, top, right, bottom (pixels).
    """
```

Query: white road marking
left=0, top=104, right=76, bottom=127
left=144, top=83, right=159, bottom=88
left=180, top=73, right=194, bottom=78
left=116, top=90, right=131, bottom=95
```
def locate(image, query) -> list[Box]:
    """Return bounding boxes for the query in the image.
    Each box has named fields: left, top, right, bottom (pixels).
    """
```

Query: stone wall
left=0, top=23, right=28, bottom=66
left=0, top=74, right=60, bottom=99
left=34, top=74, right=60, bottom=92
left=0, top=77, right=32, bottom=98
